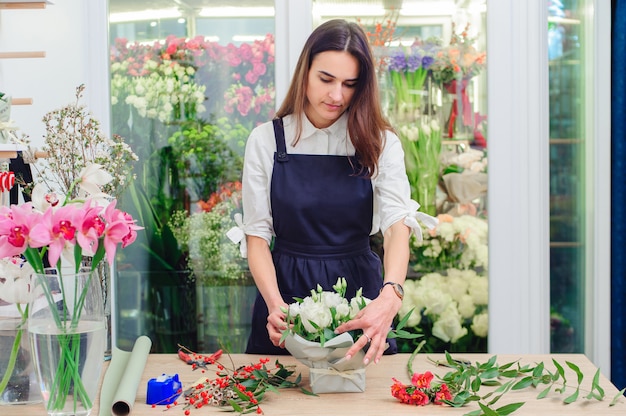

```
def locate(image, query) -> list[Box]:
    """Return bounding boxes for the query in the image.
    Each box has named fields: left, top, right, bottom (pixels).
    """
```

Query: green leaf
left=512, top=376, right=534, bottom=390
left=566, top=361, right=584, bottom=386
left=564, top=388, right=580, bottom=404
left=394, top=308, right=414, bottom=330
left=587, top=368, right=605, bottom=400
left=481, top=368, right=500, bottom=380
left=495, top=402, right=525, bottom=415
left=500, top=370, right=520, bottom=378
left=552, top=359, right=566, bottom=389
left=228, top=399, right=244, bottom=412
left=532, top=362, right=545, bottom=378
left=479, top=355, right=498, bottom=370
left=471, top=375, right=482, bottom=391
left=486, top=392, right=505, bottom=406
left=478, top=402, right=500, bottom=416
left=537, top=385, right=552, bottom=399
left=300, top=387, right=318, bottom=396
left=610, top=388, right=626, bottom=406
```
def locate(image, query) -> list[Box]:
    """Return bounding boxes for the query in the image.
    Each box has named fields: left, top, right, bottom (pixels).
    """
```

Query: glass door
left=108, top=0, right=276, bottom=352
left=314, top=0, right=490, bottom=353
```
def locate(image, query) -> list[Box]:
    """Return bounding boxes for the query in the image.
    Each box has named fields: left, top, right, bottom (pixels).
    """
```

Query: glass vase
left=196, top=282, right=256, bottom=353
left=28, top=269, right=106, bottom=416
left=441, top=78, right=475, bottom=140
left=0, top=296, right=42, bottom=405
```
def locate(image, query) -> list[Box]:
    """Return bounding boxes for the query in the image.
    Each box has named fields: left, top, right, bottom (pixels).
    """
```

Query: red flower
left=411, top=371, right=433, bottom=389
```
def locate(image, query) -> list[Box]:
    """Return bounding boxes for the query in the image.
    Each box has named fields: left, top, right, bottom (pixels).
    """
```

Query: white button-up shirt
left=241, top=112, right=433, bottom=247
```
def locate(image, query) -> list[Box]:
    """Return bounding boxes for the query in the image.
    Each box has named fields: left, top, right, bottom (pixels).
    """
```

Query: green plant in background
left=167, top=119, right=243, bottom=203
left=117, top=181, right=184, bottom=273
left=169, top=182, right=248, bottom=286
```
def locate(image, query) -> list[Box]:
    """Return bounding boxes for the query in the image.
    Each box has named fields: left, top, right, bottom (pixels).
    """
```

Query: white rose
left=288, top=302, right=301, bottom=317
left=349, top=295, right=370, bottom=318
left=444, top=275, right=469, bottom=303
left=422, top=287, right=452, bottom=316
left=299, top=300, right=332, bottom=333
left=335, top=302, right=350, bottom=320
left=468, top=276, right=489, bottom=305
left=471, top=312, right=489, bottom=337
left=321, top=291, right=343, bottom=309
left=432, top=304, right=468, bottom=343
left=457, top=294, right=476, bottom=319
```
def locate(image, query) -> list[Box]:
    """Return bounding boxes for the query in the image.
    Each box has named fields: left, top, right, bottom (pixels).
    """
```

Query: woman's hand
left=333, top=288, right=402, bottom=365
left=266, top=303, right=289, bottom=347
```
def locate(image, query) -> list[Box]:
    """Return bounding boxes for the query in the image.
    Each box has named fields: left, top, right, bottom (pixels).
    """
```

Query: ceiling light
left=313, top=3, right=385, bottom=17
left=109, top=8, right=181, bottom=23
left=199, top=7, right=274, bottom=18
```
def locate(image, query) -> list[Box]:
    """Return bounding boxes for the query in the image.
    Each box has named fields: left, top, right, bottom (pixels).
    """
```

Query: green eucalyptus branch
left=402, top=351, right=626, bottom=416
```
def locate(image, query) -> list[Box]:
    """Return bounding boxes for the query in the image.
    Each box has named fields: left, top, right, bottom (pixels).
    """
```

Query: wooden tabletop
left=6, top=353, right=626, bottom=415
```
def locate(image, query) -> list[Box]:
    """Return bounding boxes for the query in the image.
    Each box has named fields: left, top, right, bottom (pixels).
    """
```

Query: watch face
left=395, top=283, right=404, bottom=297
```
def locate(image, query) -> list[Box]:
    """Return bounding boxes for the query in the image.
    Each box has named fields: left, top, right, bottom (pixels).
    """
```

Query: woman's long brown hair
left=275, top=19, right=394, bottom=178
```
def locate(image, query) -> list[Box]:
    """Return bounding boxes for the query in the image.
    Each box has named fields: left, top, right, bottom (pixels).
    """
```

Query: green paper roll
left=98, top=336, right=152, bottom=416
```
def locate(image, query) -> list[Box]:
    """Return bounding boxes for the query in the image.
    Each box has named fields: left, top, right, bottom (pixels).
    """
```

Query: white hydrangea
left=432, top=304, right=468, bottom=343
left=400, top=268, right=488, bottom=344
left=471, top=312, right=489, bottom=337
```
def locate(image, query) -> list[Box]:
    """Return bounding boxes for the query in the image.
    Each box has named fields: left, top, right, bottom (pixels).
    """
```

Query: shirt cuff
left=226, top=213, right=248, bottom=258
left=403, top=200, right=439, bottom=241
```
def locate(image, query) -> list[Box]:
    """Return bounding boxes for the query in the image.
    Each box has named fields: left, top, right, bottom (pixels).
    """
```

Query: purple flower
left=406, top=53, right=422, bottom=72
left=422, top=55, right=435, bottom=70
left=389, top=49, right=407, bottom=71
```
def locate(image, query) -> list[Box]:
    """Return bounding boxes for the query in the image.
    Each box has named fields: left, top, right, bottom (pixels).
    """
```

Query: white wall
left=0, top=0, right=109, bottom=149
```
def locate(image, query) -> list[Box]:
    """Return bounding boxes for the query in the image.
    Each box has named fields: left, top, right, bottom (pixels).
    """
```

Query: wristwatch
left=380, top=281, right=404, bottom=300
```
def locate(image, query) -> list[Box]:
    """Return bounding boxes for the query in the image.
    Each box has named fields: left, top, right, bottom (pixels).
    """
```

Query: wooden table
left=5, top=353, right=626, bottom=415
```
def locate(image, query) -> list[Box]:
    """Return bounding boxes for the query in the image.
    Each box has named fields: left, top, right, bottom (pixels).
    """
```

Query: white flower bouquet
left=279, top=278, right=418, bottom=393
left=280, top=278, right=371, bottom=394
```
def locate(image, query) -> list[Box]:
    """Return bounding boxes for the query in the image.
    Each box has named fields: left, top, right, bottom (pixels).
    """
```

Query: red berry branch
left=156, top=345, right=310, bottom=415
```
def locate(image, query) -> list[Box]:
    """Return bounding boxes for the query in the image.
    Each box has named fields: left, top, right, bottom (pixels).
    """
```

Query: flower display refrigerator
left=106, top=0, right=611, bottom=382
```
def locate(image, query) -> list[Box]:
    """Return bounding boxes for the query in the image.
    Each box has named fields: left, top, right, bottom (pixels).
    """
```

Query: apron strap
left=273, top=117, right=289, bottom=162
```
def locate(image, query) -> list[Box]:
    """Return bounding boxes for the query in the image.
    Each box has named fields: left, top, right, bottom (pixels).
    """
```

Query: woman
left=242, top=19, right=432, bottom=365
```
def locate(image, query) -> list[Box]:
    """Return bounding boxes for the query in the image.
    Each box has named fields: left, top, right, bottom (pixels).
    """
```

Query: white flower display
left=111, top=60, right=206, bottom=124
left=398, top=268, right=488, bottom=352
left=409, top=214, right=488, bottom=273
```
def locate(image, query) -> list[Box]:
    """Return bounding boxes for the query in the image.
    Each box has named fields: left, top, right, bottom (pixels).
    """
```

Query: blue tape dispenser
left=146, top=373, right=182, bottom=405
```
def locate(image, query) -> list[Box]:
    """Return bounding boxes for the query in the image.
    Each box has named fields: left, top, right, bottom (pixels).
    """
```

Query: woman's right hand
left=266, top=304, right=288, bottom=347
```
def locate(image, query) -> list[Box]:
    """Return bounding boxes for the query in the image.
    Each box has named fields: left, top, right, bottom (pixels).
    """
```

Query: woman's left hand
left=333, top=289, right=402, bottom=365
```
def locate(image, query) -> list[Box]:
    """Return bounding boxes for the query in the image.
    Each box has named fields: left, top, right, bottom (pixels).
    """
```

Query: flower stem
left=0, top=327, right=23, bottom=397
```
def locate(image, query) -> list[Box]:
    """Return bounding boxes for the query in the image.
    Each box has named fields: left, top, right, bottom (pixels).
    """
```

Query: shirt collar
left=300, top=112, right=349, bottom=140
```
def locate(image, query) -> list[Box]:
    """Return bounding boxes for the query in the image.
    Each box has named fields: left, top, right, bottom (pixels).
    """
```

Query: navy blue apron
left=245, top=118, right=396, bottom=355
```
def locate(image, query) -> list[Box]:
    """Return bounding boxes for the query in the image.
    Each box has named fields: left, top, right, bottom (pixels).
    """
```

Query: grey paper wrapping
left=98, top=336, right=152, bottom=416
left=284, top=333, right=366, bottom=393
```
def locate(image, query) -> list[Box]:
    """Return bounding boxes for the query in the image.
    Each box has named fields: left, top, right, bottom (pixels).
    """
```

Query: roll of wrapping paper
left=98, top=336, right=152, bottom=416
